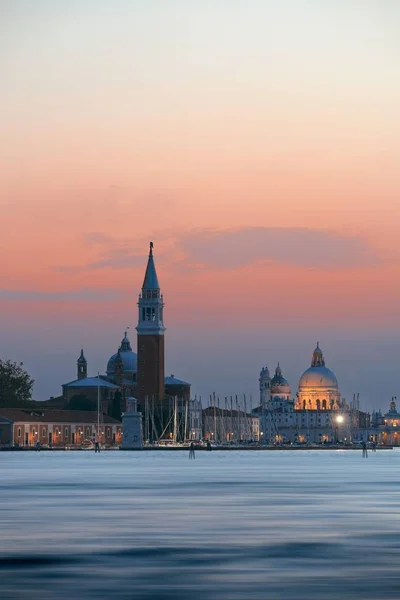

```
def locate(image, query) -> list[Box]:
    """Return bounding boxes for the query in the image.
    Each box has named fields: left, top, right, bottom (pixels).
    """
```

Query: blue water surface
left=1, top=449, right=400, bottom=599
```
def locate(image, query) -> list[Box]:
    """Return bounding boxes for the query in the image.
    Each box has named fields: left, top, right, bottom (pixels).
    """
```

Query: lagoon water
left=1, top=449, right=400, bottom=599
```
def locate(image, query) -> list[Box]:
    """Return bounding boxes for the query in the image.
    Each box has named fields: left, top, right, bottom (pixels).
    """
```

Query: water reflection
left=1, top=450, right=400, bottom=599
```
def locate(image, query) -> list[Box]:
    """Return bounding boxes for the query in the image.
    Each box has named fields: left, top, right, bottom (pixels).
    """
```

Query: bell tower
left=136, top=242, right=165, bottom=410
left=259, top=366, right=271, bottom=409
left=77, top=349, right=87, bottom=380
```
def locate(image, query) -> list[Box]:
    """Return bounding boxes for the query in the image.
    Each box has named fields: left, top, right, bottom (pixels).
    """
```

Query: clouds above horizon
left=0, top=287, right=123, bottom=302
left=177, top=227, right=382, bottom=270
left=56, top=226, right=382, bottom=275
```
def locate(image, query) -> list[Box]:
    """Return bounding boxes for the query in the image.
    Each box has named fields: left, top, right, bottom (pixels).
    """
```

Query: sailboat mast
left=97, top=371, right=100, bottom=442
left=173, top=396, right=178, bottom=443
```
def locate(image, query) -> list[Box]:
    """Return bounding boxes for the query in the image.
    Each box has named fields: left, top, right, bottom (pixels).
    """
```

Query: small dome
left=271, top=364, right=291, bottom=394
left=107, top=332, right=137, bottom=378
left=298, top=366, right=338, bottom=389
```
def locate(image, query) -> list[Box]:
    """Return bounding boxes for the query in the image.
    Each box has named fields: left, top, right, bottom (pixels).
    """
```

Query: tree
left=67, top=394, right=95, bottom=411
left=110, top=390, right=122, bottom=421
left=0, top=359, right=34, bottom=407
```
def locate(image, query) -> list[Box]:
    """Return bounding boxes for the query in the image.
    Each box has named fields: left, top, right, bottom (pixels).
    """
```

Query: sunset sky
left=1, top=0, right=400, bottom=410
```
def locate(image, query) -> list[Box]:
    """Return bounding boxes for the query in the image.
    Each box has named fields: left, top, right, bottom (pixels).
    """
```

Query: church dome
left=298, top=366, right=338, bottom=389
left=107, top=332, right=137, bottom=378
left=298, top=343, right=338, bottom=390
left=271, top=364, right=291, bottom=394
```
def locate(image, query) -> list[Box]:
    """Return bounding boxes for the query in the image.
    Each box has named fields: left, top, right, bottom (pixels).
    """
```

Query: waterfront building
left=370, top=399, right=400, bottom=446
left=51, top=243, right=193, bottom=441
left=0, top=408, right=122, bottom=448
left=255, top=344, right=371, bottom=445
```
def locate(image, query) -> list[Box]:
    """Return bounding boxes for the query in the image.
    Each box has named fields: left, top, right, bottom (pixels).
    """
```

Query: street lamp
left=334, top=414, right=344, bottom=443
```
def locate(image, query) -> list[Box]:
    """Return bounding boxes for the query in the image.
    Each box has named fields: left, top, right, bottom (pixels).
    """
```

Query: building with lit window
left=41, top=244, right=194, bottom=442
left=255, top=344, right=369, bottom=445
left=371, top=399, right=400, bottom=446
left=0, top=408, right=122, bottom=448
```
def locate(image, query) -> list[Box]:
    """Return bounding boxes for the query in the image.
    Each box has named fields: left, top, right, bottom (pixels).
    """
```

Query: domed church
left=106, top=332, right=137, bottom=385
left=271, top=364, right=291, bottom=401
left=60, top=243, right=191, bottom=417
left=295, top=343, right=341, bottom=411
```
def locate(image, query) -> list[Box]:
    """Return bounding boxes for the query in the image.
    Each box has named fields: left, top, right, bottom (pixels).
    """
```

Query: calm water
left=1, top=449, right=400, bottom=599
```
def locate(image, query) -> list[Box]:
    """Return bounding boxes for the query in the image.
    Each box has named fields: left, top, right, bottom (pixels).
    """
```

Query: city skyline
left=1, top=1, right=400, bottom=409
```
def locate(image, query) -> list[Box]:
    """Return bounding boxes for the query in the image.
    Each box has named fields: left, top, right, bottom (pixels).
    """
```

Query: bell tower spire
left=259, top=365, right=271, bottom=409
left=136, top=242, right=165, bottom=413
left=77, top=349, right=87, bottom=380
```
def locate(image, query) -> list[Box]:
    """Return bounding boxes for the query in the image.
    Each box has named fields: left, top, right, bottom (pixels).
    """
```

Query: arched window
left=316, top=399, right=320, bottom=410
left=322, top=399, right=327, bottom=410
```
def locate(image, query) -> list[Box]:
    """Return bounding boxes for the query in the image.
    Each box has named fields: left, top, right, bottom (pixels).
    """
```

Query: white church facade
left=257, top=344, right=368, bottom=445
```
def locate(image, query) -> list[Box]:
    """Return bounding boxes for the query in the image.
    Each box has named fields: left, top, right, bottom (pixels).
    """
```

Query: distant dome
left=298, top=344, right=338, bottom=390
left=271, top=364, right=291, bottom=395
left=298, top=366, right=338, bottom=389
left=107, top=332, right=137, bottom=378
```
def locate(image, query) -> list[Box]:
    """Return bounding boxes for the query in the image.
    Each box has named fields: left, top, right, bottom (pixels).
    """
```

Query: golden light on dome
left=296, top=343, right=340, bottom=411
